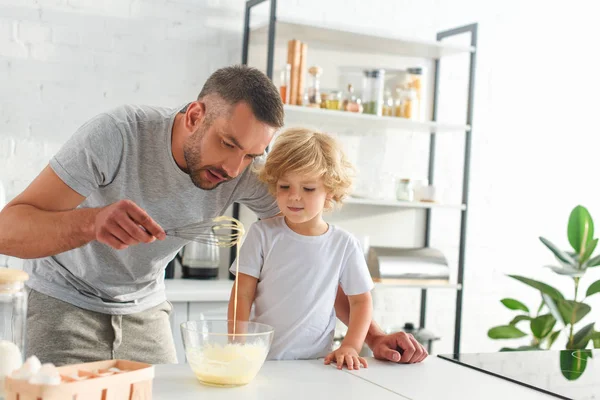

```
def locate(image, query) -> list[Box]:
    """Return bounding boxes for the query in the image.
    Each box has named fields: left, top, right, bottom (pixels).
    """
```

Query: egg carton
left=4, top=359, right=154, bottom=400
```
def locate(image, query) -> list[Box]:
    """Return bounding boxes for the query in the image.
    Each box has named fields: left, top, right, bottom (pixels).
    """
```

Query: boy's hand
left=324, top=346, right=368, bottom=370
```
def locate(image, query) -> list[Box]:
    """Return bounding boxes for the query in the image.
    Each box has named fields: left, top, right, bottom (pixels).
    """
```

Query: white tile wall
left=1, top=0, right=599, bottom=355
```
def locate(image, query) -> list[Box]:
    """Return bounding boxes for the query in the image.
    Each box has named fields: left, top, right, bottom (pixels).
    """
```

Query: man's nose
left=222, top=155, right=245, bottom=178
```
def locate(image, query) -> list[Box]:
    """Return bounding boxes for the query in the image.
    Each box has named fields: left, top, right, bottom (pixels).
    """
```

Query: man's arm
left=0, top=165, right=164, bottom=259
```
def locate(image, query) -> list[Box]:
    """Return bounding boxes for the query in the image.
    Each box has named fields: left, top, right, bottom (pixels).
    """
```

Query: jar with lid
left=406, top=67, right=423, bottom=120
left=306, top=66, right=323, bottom=108
left=0, top=269, right=28, bottom=398
left=342, top=84, right=363, bottom=113
left=396, top=178, right=414, bottom=202
left=361, top=69, right=385, bottom=116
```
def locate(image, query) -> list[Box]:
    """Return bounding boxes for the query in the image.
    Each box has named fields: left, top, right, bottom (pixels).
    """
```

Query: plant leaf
left=568, top=205, right=594, bottom=254
left=581, top=238, right=599, bottom=265
left=585, top=279, right=600, bottom=297
left=592, top=331, right=600, bottom=349
left=544, top=265, right=584, bottom=277
left=569, top=323, right=595, bottom=350
left=530, top=314, right=556, bottom=339
left=500, top=346, right=540, bottom=352
left=509, top=315, right=532, bottom=326
left=539, top=237, right=576, bottom=267
left=558, top=300, right=591, bottom=325
left=542, top=294, right=564, bottom=325
left=488, top=325, right=527, bottom=339
left=585, top=254, right=600, bottom=268
left=501, top=298, right=530, bottom=312
left=561, top=349, right=592, bottom=381
left=547, top=330, right=561, bottom=349
left=509, top=275, right=565, bottom=301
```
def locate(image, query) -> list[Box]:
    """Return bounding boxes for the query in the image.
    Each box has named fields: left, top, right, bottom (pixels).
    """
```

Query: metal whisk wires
left=164, top=216, right=245, bottom=248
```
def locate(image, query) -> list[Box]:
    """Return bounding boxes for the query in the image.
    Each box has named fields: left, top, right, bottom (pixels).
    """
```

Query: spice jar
left=362, top=69, right=385, bottom=116
left=278, top=63, right=291, bottom=104
left=306, top=66, right=323, bottom=108
left=342, top=84, right=363, bottom=113
left=396, top=178, right=414, bottom=202
left=325, top=90, right=342, bottom=110
left=382, top=89, right=394, bottom=116
left=0, top=269, right=29, bottom=398
left=407, top=67, right=423, bottom=120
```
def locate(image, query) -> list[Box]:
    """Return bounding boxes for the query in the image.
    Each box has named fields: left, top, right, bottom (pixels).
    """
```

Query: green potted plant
left=488, top=205, right=600, bottom=352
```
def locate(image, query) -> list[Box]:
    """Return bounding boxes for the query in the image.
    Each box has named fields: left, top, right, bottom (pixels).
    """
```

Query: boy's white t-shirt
left=229, top=216, right=374, bottom=360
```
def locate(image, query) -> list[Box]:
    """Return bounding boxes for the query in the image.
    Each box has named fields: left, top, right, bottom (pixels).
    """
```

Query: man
left=0, top=65, right=427, bottom=366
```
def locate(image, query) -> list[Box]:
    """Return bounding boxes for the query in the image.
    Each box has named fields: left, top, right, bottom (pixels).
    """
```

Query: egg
left=0, top=340, right=23, bottom=378
left=29, top=363, right=61, bottom=385
left=11, top=355, right=42, bottom=380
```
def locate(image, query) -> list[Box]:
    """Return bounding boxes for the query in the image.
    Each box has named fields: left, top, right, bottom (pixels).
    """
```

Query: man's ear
left=185, top=101, right=206, bottom=131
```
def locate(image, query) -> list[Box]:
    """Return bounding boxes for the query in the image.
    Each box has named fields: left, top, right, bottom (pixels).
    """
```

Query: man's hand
left=95, top=200, right=165, bottom=249
left=369, top=331, right=428, bottom=364
left=324, top=345, right=368, bottom=370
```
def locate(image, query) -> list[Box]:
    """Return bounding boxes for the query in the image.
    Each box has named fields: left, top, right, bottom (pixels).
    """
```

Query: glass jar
left=342, top=84, right=363, bottom=113
left=306, top=66, right=323, bottom=108
left=0, top=269, right=28, bottom=398
left=382, top=89, right=394, bottom=116
left=278, top=63, right=291, bottom=104
left=362, top=69, right=385, bottom=116
left=402, top=88, right=417, bottom=120
left=396, top=178, right=414, bottom=202
left=325, top=90, right=342, bottom=110
left=407, top=67, right=423, bottom=120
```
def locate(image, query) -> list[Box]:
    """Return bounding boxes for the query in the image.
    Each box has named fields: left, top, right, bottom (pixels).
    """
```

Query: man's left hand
left=369, top=331, right=428, bottom=364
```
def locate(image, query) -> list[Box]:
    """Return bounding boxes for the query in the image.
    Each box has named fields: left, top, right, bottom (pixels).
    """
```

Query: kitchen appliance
left=439, top=349, right=600, bottom=399
left=366, top=246, right=450, bottom=283
left=178, top=239, right=220, bottom=280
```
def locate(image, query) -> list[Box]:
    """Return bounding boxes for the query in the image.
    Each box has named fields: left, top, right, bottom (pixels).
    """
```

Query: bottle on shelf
left=407, top=67, right=423, bottom=120
left=342, top=84, right=363, bottom=113
left=278, top=63, right=291, bottom=104
left=382, top=89, right=394, bottom=116
left=306, top=66, right=323, bottom=108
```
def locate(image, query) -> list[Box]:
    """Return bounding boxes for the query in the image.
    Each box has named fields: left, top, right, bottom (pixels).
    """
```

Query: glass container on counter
left=306, top=66, right=323, bottom=108
left=0, top=269, right=28, bottom=399
left=362, top=69, right=385, bottom=116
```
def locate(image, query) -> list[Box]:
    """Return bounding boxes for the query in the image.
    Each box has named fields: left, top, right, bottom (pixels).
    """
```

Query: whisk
left=164, top=216, right=245, bottom=248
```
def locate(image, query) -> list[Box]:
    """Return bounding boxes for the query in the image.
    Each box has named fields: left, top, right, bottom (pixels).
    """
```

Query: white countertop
left=153, top=357, right=556, bottom=399
left=164, top=279, right=233, bottom=302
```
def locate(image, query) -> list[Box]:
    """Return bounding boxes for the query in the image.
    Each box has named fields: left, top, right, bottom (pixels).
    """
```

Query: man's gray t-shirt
left=24, top=104, right=279, bottom=315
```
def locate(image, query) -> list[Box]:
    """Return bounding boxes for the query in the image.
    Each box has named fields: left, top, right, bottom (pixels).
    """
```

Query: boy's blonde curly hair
left=257, top=128, right=355, bottom=210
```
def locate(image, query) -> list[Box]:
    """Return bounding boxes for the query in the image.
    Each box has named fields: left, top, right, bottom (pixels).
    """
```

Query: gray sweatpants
left=26, top=289, right=178, bottom=366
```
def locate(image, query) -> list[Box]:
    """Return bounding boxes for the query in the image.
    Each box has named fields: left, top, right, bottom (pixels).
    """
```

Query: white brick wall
left=1, top=0, right=599, bottom=356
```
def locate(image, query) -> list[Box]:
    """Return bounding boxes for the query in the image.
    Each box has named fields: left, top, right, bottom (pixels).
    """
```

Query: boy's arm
left=339, top=292, right=372, bottom=351
left=227, top=272, right=258, bottom=323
